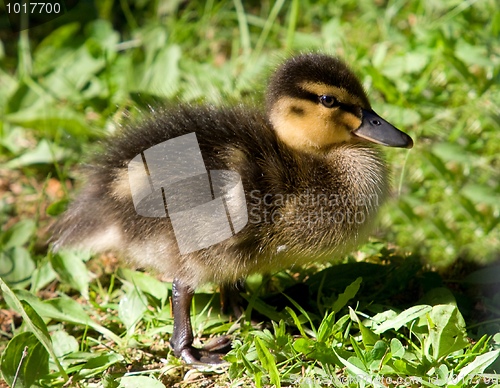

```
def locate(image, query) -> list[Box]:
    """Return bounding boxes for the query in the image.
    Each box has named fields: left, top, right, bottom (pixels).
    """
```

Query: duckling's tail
left=49, top=184, right=124, bottom=254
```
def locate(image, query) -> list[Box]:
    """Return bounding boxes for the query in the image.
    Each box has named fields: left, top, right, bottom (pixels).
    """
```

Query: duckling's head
left=267, top=53, right=413, bottom=153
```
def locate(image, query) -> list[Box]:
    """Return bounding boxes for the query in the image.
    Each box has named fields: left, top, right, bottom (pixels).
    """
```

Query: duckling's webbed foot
left=198, top=336, right=232, bottom=364
left=170, top=278, right=231, bottom=364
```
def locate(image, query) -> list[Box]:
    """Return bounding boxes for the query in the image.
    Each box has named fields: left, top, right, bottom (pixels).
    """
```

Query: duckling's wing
left=50, top=104, right=276, bottom=255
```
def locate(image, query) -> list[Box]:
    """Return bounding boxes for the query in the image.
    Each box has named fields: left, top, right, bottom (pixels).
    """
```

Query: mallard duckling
left=51, top=53, right=413, bottom=364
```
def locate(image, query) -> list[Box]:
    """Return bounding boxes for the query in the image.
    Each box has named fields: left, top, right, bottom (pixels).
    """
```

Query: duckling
left=51, top=53, right=413, bottom=364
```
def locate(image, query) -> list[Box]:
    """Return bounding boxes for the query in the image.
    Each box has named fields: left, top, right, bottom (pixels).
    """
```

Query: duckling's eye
left=319, top=95, right=338, bottom=108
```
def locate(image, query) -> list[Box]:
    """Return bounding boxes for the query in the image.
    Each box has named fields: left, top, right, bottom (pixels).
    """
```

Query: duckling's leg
left=170, top=278, right=197, bottom=363
left=170, top=278, right=231, bottom=364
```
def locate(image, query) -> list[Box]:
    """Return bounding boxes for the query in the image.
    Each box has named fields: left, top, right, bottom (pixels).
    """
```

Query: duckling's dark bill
left=353, top=109, right=413, bottom=149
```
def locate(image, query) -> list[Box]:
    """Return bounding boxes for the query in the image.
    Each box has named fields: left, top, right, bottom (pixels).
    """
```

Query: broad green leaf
left=86, top=19, right=120, bottom=56
left=21, top=301, right=50, bottom=339
left=381, top=51, right=429, bottom=78
left=393, top=359, right=410, bottom=374
left=33, top=23, right=81, bottom=74
left=5, top=102, right=91, bottom=138
left=0, top=247, right=36, bottom=286
left=51, top=331, right=79, bottom=358
left=347, top=355, right=367, bottom=372
left=43, top=297, right=123, bottom=345
left=331, top=277, right=362, bottom=313
left=0, top=331, right=49, bottom=388
left=310, top=342, right=340, bottom=366
left=432, top=143, right=472, bottom=164
left=118, top=286, right=148, bottom=334
left=46, top=198, right=69, bottom=216
left=433, top=364, right=449, bottom=386
left=390, top=338, right=405, bottom=359
left=293, top=337, right=340, bottom=366
left=118, top=376, right=165, bottom=388
left=30, top=260, right=58, bottom=293
left=349, top=307, right=379, bottom=347
left=420, top=288, right=457, bottom=307
left=50, top=250, right=91, bottom=299
left=462, top=184, right=500, bottom=207
left=6, top=139, right=74, bottom=168
left=0, top=69, right=17, bottom=109
left=455, top=39, right=492, bottom=67
left=426, top=305, right=469, bottom=361
left=8, top=289, right=123, bottom=345
left=374, top=305, right=432, bottom=334
left=117, top=268, right=170, bottom=301
left=41, top=45, right=105, bottom=100
left=455, top=350, right=500, bottom=383
left=365, top=341, right=389, bottom=371
left=377, top=104, right=421, bottom=126
left=370, top=310, right=398, bottom=326
left=0, top=279, right=68, bottom=381
left=130, top=44, right=182, bottom=98
left=0, top=219, right=36, bottom=248
left=293, top=337, right=314, bottom=355
left=333, top=349, right=386, bottom=388
left=0, top=126, right=27, bottom=154
left=78, top=353, right=124, bottom=378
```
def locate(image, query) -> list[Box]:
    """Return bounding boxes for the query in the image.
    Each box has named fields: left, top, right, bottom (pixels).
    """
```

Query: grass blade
left=0, top=278, right=68, bottom=381
left=254, top=336, right=280, bottom=388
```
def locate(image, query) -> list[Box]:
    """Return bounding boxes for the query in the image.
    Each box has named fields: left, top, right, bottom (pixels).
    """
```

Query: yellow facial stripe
left=338, top=110, right=362, bottom=132
left=299, top=81, right=367, bottom=107
left=270, top=96, right=354, bottom=151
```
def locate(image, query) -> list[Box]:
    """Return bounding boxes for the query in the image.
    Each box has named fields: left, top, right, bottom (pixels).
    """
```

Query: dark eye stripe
left=285, top=87, right=320, bottom=103
left=339, top=103, right=362, bottom=117
left=288, top=87, right=362, bottom=117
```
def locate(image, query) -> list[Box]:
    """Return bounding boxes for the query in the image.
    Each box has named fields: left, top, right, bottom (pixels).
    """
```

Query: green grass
left=0, top=0, right=499, bottom=387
